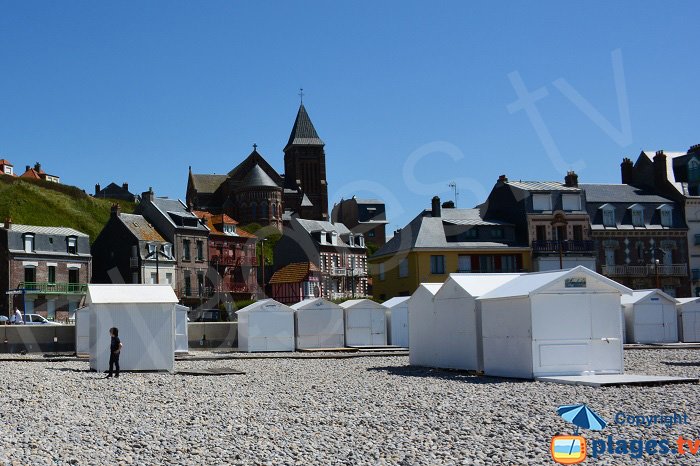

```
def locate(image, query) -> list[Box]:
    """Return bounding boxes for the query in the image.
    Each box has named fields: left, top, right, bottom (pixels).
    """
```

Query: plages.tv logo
left=551, top=404, right=607, bottom=464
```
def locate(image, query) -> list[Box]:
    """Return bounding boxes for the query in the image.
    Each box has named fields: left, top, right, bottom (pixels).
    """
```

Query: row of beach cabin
left=408, top=266, right=700, bottom=380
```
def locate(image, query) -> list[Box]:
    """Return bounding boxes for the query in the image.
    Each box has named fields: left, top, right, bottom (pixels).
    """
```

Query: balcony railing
left=532, top=240, right=595, bottom=253
left=19, top=282, right=88, bottom=295
left=329, top=267, right=347, bottom=277
left=210, top=255, right=258, bottom=266
left=602, top=264, right=688, bottom=278
left=221, top=282, right=256, bottom=294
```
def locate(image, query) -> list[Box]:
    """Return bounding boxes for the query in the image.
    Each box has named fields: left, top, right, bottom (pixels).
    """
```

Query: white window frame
left=163, top=244, right=172, bottom=258
left=562, top=194, right=581, bottom=211
left=67, top=236, right=77, bottom=254
left=23, top=234, right=35, bottom=253
left=602, top=207, right=615, bottom=227
left=659, top=205, right=673, bottom=227
left=147, top=243, right=156, bottom=256
left=631, top=207, right=644, bottom=227
left=532, top=194, right=552, bottom=211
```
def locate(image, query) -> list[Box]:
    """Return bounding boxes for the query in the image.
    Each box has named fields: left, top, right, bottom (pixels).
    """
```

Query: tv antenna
left=448, top=182, right=458, bottom=207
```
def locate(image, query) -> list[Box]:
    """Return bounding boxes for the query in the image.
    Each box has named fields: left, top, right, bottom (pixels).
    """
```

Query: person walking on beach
left=106, top=327, right=122, bottom=378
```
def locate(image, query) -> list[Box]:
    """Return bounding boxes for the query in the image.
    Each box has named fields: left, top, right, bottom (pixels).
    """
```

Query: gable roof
left=236, top=298, right=294, bottom=314
left=290, top=297, right=341, bottom=310
left=86, top=284, right=178, bottom=304
left=382, top=296, right=410, bottom=308
left=286, top=104, right=324, bottom=148
left=189, top=174, right=228, bottom=194
left=226, top=149, right=283, bottom=187
left=478, top=266, right=632, bottom=300
left=339, top=299, right=386, bottom=309
left=621, top=289, right=679, bottom=305
left=7, top=224, right=88, bottom=237
left=118, top=213, right=166, bottom=242
left=269, top=262, right=320, bottom=284
left=440, top=273, right=522, bottom=298
left=150, top=197, right=209, bottom=232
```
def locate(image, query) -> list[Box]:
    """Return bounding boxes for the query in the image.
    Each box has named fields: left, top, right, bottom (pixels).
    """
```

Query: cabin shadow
left=662, top=361, right=700, bottom=367
left=367, top=365, right=529, bottom=384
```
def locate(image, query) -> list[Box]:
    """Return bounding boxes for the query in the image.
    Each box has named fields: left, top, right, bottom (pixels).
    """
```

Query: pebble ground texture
left=0, top=349, right=699, bottom=465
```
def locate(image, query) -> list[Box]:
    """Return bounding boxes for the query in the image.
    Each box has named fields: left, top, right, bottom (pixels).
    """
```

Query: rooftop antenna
left=448, top=181, right=458, bottom=207
left=299, top=87, right=304, bottom=104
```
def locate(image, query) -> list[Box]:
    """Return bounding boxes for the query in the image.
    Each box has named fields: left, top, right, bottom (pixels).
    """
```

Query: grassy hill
left=0, top=175, right=136, bottom=243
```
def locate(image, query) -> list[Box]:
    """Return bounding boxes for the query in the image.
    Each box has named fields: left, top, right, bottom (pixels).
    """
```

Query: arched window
left=271, top=202, right=277, bottom=218
left=250, top=202, right=257, bottom=219
left=261, top=201, right=269, bottom=219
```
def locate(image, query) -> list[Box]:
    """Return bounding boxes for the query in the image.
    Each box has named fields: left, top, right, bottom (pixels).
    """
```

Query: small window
left=532, top=194, right=552, bottom=211
left=501, top=255, right=517, bottom=273
left=367, top=230, right=375, bottom=238
left=430, top=255, right=445, bottom=274
left=183, top=239, right=191, bottom=261
left=399, top=258, right=409, bottom=278
left=150, top=272, right=157, bottom=284
left=165, top=273, right=173, bottom=285
left=163, top=244, right=172, bottom=258
left=458, top=254, right=471, bottom=273
left=48, top=266, right=56, bottom=284
left=631, top=208, right=644, bottom=227
left=659, top=206, right=673, bottom=227
left=602, top=207, right=615, bottom=227
left=67, top=237, right=77, bottom=254
left=562, top=194, right=581, bottom=211
left=490, top=228, right=504, bottom=239
left=147, top=243, right=156, bottom=256
left=572, top=225, right=583, bottom=241
left=196, top=241, right=204, bottom=261
left=535, top=225, right=547, bottom=241
left=184, top=272, right=191, bottom=296
left=378, top=263, right=385, bottom=281
left=347, top=234, right=354, bottom=247
left=23, top=234, right=35, bottom=253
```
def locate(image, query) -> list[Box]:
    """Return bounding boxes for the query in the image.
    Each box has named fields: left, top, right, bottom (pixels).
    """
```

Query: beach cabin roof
left=441, top=273, right=522, bottom=297
left=621, top=289, right=679, bottom=305
left=86, top=284, right=178, bottom=305
left=478, top=266, right=632, bottom=300
left=290, top=297, right=338, bottom=310
left=382, top=297, right=410, bottom=308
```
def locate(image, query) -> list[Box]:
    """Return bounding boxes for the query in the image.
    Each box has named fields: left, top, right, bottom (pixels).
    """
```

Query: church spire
left=285, top=103, right=324, bottom=149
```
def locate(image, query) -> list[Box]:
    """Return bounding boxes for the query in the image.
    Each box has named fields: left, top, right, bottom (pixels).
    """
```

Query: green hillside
left=0, top=175, right=136, bottom=243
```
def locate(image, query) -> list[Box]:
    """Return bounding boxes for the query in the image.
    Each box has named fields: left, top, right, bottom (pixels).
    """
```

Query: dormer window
left=163, top=244, right=172, bottom=258
left=67, top=236, right=77, bottom=254
left=223, top=224, right=235, bottom=235
left=23, top=233, right=35, bottom=253
left=601, top=204, right=615, bottom=227
left=629, top=204, right=644, bottom=227
left=330, top=231, right=338, bottom=246
left=532, top=194, right=552, bottom=211
left=357, top=235, right=365, bottom=248
left=659, top=204, right=673, bottom=227
left=562, top=194, right=581, bottom=211
left=347, top=234, right=354, bottom=247
left=147, top=243, right=156, bottom=256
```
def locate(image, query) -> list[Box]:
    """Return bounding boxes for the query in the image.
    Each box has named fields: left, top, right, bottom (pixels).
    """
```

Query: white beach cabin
left=621, top=290, right=679, bottom=344
left=175, top=304, right=189, bottom=353
left=477, top=266, right=631, bottom=379
left=291, top=298, right=344, bottom=350
left=430, top=273, right=521, bottom=371
left=677, top=297, right=700, bottom=343
left=75, top=306, right=90, bottom=356
left=87, top=284, right=178, bottom=373
left=408, top=283, right=442, bottom=367
left=382, top=296, right=410, bottom=347
left=339, top=299, right=387, bottom=346
left=236, top=299, right=295, bottom=352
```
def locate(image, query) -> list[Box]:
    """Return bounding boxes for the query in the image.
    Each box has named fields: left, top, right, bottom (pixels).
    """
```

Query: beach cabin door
left=634, top=303, right=665, bottom=343
left=371, top=310, right=385, bottom=345
left=663, top=304, right=677, bottom=341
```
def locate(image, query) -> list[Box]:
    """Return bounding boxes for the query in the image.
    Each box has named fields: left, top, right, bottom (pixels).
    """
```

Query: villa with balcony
left=0, top=220, right=91, bottom=321
left=581, top=183, right=690, bottom=297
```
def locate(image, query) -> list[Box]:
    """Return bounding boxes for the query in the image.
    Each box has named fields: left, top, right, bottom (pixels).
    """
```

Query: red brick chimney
left=498, top=174, right=508, bottom=183
left=95, top=183, right=101, bottom=196
left=122, top=182, right=129, bottom=191
left=620, top=158, right=634, bottom=184
left=564, top=171, right=579, bottom=187
left=3, top=217, right=11, bottom=229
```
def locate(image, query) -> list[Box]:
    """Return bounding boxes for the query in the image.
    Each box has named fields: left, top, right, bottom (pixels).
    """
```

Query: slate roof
left=150, top=197, right=209, bottom=232
left=286, top=104, right=324, bottom=147
left=189, top=174, right=227, bottom=194
left=372, top=208, right=525, bottom=259
left=295, top=218, right=351, bottom=235
left=193, top=210, right=256, bottom=238
left=580, top=184, right=672, bottom=203
left=506, top=181, right=580, bottom=192
left=269, top=262, right=320, bottom=284
left=238, top=164, right=280, bottom=189
left=118, top=213, right=167, bottom=242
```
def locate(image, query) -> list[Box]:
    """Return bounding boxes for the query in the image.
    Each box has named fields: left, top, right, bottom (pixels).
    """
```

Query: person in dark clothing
left=106, top=327, right=122, bottom=378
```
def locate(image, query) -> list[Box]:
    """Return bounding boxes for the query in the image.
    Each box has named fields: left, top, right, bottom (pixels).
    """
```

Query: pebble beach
left=0, top=349, right=699, bottom=465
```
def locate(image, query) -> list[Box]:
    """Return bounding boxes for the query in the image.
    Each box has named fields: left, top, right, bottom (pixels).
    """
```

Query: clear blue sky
left=1, top=2, right=698, bottom=231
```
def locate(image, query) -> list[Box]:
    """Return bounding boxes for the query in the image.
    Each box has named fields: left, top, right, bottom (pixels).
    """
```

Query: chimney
left=141, top=187, right=155, bottom=203
left=689, top=144, right=700, bottom=154
left=653, top=150, right=667, bottom=188
left=3, top=217, right=10, bottom=229
left=620, top=157, right=634, bottom=184
left=95, top=183, right=101, bottom=196
left=442, top=200, right=455, bottom=209
left=25, top=165, right=30, bottom=172
left=564, top=171, right=579, bottom=187
left=498, top=174, right=508, bottom=183
left=122, top=182, right=129, bottom=192
left=111, top=203, right=121, bottom=217
left=431, top=196, right=441, bottom=218
left=34, top=162, right=41, bottom=172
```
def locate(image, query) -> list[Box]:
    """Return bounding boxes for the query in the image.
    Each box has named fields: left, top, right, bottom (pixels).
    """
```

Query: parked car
left=188, top=309, right=221, bottom=322
left=21, top=314, right=61, bottom=325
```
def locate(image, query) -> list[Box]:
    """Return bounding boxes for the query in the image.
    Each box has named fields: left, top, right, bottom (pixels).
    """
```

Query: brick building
left=331, top=197, right=388, bottom=247
left=0, top=219, right=91, bottom=320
